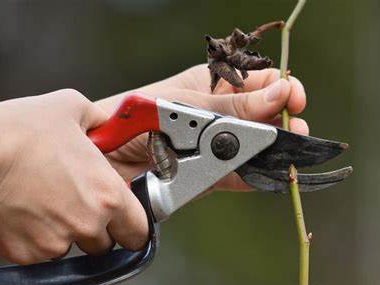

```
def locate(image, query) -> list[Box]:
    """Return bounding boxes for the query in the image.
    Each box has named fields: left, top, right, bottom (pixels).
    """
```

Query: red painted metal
left=88, top=93, right=160, bottom=153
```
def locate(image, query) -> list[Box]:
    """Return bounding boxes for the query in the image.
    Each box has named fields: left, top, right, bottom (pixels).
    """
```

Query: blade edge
left=245, top=128, right=349, bottom=170
left=236, top=166, right=353, bottom=193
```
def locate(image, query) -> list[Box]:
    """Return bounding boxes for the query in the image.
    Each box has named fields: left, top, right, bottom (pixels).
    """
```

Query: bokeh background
left=0, top=0, right=378, bottom=284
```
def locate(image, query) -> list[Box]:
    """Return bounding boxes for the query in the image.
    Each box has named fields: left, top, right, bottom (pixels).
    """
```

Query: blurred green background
left=0, top=0, right=378, bottom=284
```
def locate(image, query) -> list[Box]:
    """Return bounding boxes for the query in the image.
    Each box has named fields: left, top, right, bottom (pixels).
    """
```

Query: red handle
left=88, top=93, right=160, bottom=153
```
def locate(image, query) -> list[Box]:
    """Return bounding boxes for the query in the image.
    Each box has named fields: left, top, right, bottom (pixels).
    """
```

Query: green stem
left=280, top=0, right=307, bottom=130
left=279, top=1, right=310, bottom=285
left=289, top=165, right=311, bottom=285
left=281, top=108, right=290, bottom=131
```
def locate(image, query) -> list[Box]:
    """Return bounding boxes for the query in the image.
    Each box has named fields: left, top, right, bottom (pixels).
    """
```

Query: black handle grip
left=0, top=173, right=159, bottom=285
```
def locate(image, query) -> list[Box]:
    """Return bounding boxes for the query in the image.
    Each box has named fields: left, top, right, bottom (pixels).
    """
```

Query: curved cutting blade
left=236, top=165, right=353, bottom=193
left=245, top=128, right=349, bottom=171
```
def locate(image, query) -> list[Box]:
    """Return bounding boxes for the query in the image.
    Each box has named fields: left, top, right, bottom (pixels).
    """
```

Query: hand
left=97, top=64, right=308, bottom=191
left=0, top=90, right=148, bottom=265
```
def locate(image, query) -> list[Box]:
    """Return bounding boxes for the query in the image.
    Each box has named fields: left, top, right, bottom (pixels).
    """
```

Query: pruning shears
left=0, top=93, right=352, bottom=285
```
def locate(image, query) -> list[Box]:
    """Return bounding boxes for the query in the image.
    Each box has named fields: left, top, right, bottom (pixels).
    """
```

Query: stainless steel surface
left=148, top=117, right=278, bottom=222
left=157, top=99, right=215, bottom=150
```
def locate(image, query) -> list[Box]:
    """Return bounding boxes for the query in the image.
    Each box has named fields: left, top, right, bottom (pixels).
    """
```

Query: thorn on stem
left=308, top=232, right=313, bottom=241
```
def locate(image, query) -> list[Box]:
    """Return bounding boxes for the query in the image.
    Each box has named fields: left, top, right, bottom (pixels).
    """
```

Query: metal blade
left=236, top=165, right=353, bottom=193
left=246, top=128, right=349, bottom=171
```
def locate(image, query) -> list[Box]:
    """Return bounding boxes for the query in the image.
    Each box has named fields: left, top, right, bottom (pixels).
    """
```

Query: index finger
left=239, top=68, right=306, bottom=115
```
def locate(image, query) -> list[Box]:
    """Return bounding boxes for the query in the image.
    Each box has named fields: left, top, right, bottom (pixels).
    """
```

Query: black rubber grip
left=0, top=173, right=159, bottom=285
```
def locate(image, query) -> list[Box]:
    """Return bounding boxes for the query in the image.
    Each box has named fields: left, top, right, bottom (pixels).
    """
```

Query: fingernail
left=265, top=80, right=283, bottom=102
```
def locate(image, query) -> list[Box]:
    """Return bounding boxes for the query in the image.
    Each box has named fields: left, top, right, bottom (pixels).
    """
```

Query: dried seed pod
left=208, top=60, right=244, bottom=92
left=228, top=28, right=260, bottom=50
left=206, top=22, right=282, bottom=92
left=226, top=50, right=273, bottom=71
left=205, top=35, right=228, bottom=60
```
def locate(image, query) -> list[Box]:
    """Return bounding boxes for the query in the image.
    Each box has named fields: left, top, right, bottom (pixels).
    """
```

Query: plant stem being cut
left=289, top=165, right=311, bottom=285
left=279, top=1, right=311, bottom=285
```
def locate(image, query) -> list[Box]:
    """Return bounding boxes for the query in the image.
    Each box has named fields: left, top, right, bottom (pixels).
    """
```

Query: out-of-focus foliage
left=0, top=0, right=378, bottom=284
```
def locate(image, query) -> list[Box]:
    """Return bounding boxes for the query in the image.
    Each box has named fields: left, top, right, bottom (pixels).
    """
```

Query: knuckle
left=231, top=93, right=250, bottom=120
left=37, top=240, right=70, bottom=258
left=75, top=224, right=97, bottom=239
left=60, top=88, right=85, bottom=99
left=1, top=246, right=36, bottom=265
left=259, top=68, right=277, bottom=88
left=127, top=231, right=149, bottom=251
left=94, top=176, right=125, bottom=211
left=73, top=220, right=102, bottom=239
left=7, top=254, right=35, bottom=266
left=115, top=211, right=148, bottom=251
left=126, top=221, right=149, bottom=251
left=57, top=89, right=90, bottom=109
left=99, top=193, right=123, bottom=212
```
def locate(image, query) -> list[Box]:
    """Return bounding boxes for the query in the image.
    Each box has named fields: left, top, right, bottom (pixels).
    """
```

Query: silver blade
left=245, top=128, right=349, bottom=171
left=236, top=166, right=353, bottom=193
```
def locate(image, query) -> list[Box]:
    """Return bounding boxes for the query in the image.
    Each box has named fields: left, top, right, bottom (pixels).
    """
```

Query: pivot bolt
left=211, top=132, right=240, bottom=160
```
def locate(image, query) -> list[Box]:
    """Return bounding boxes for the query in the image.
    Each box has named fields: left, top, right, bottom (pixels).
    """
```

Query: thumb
left=207, top=79, right=291, bottom=121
